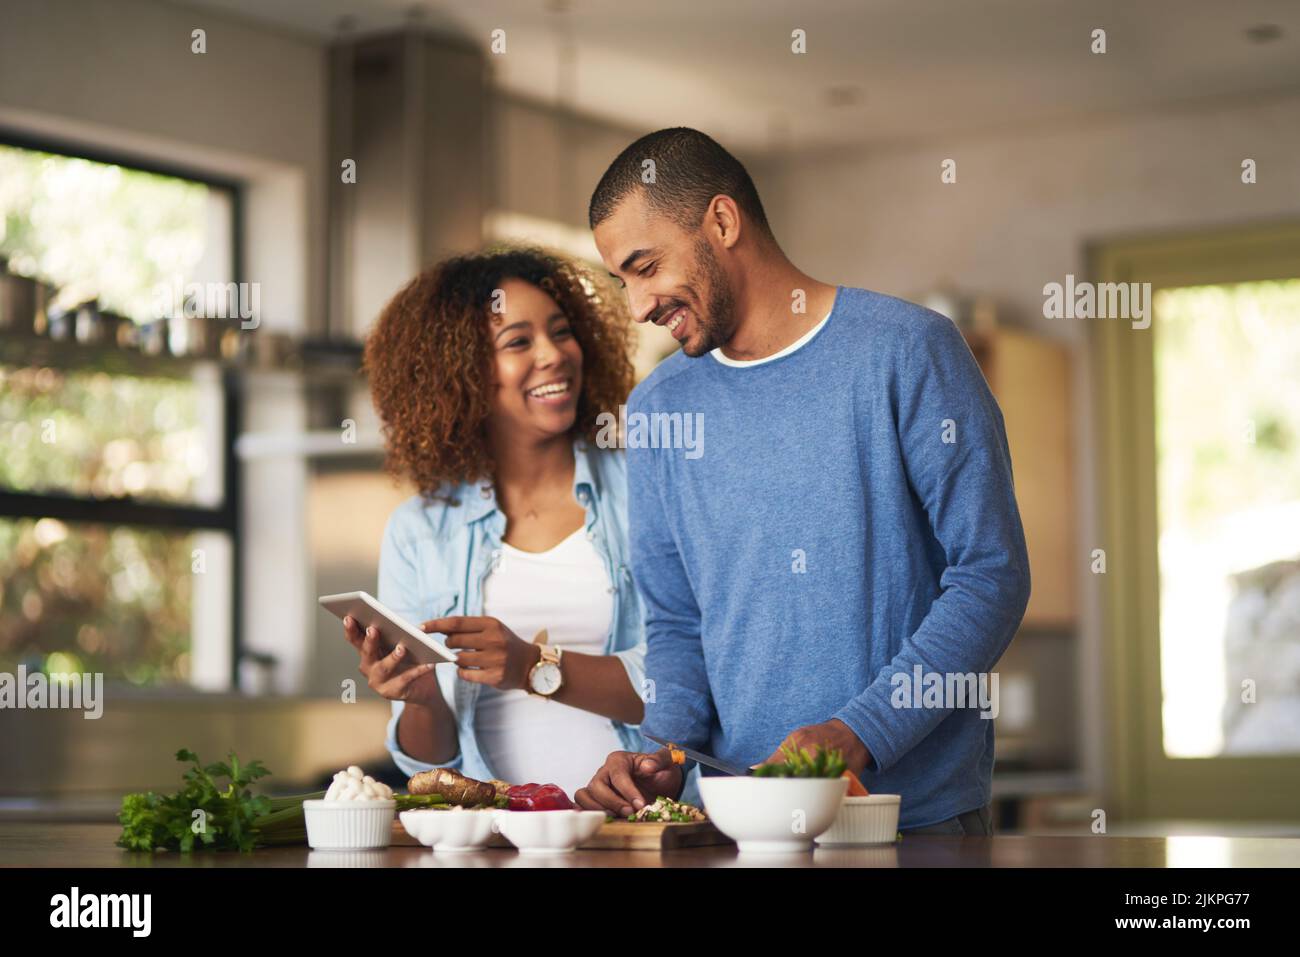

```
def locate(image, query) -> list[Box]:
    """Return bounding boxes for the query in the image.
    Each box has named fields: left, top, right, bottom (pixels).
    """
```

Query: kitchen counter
left=3, top=824, right=1299, bottom=867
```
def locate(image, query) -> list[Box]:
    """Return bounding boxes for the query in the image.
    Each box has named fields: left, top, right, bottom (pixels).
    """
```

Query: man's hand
left=760, top=718, right=872, bottom=774
left=574, top=749, right=684, bottom=817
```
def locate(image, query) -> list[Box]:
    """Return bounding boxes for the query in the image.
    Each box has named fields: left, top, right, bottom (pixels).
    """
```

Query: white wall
left=761, top=91, right=1300, bottom=339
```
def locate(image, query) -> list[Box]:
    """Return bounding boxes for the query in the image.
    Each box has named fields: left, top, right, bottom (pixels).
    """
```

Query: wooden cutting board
left=580, top=819, right=730, bottom=850
left=391, top=817, right=730, bottom=850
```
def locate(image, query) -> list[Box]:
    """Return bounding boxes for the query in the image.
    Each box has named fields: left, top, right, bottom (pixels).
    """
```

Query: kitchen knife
left=644, top=734, right=752, bottom=777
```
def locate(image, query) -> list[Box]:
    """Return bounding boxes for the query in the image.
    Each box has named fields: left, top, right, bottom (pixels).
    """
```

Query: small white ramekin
left=302, top=799, right=396, bottom=850
left=492, top=809, right=606, bottom=854
left=814, top=795, right=902, bottom=845
left=399, top=808, right=498, bottom=852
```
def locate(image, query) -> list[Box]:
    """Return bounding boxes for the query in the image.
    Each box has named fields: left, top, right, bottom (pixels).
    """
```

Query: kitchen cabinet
left=964, top=328, right=1077, bottom=629
left=962, top=327, right=1081, bottom=806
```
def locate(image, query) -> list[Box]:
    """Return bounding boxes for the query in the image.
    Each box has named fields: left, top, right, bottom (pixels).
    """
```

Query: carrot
left=666, top=743, right=686, bottom=765
left=842, top=770, right=869, bottom=796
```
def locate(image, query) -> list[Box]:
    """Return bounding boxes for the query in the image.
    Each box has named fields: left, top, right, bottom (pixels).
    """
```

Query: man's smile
left=651, top=301, right=692, bottom=341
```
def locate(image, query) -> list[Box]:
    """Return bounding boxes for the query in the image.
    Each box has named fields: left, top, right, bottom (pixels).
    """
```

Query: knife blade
left=644, top=734, right=752, bottom=777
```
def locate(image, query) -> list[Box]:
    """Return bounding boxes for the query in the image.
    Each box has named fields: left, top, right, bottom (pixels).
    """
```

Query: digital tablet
left=318, top=591, right=458, bottom=666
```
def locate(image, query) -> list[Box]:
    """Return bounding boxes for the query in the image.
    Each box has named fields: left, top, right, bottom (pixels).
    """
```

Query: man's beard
left=680, top=236, right=736, bottom=358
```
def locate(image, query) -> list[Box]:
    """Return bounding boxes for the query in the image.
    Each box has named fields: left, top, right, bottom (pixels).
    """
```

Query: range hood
left=327, top=31, right=489, bottom=341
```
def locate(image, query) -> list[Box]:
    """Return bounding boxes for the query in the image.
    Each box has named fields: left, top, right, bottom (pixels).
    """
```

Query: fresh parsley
left=117, top=748, right=278, bottom=853
left=118, top=748, right=449, bottom=853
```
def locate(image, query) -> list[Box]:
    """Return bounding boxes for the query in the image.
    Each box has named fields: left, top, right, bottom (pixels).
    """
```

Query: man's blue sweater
left=627, top=286, right=1031, bottom=828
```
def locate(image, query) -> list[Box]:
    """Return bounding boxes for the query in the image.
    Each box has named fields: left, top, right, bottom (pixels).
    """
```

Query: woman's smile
left=525, top=376, right=576, bottom=405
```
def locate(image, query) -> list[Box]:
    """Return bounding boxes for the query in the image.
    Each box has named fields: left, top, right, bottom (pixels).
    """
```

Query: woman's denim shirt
left=380, top=439, right=649, bottom=784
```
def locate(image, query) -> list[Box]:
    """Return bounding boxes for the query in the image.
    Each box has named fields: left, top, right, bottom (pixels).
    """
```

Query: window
left=0, top=139, right=239, bottom=689
left=1154, top=280, right=1300, bottom=757
left=0, top=143, right=233, bottom=323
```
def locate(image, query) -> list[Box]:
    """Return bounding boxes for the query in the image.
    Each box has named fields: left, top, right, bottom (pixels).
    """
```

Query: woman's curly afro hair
left=363, top=246, right=635, bottom=499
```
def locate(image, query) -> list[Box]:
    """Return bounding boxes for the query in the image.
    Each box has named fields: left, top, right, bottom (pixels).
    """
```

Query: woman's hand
left=342, top=615, right=442, bottom=707
left=428, top=616, right=541, bottom=691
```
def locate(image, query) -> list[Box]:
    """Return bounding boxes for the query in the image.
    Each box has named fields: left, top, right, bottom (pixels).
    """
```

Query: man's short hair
left=588, top=127, right=771, bottom=236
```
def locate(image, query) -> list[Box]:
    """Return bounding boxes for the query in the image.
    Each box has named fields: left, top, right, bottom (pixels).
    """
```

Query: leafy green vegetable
left=117, top=748, right=276, bottom=853
left=750, top=744, right=847, bottom=779
left=117, top=749, right=445, bottom=853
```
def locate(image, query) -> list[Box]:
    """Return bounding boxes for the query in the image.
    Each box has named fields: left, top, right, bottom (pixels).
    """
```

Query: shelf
left=992, top=771, right=1087, bottom=799
left=234, top=431, right=384, bottom=460
left=2, top=330, right=209, bottom=379
left=1, top=329, right=367, bottom=384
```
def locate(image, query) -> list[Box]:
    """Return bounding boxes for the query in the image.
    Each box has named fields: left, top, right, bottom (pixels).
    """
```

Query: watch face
left=531, top=662, right=562, bottom=696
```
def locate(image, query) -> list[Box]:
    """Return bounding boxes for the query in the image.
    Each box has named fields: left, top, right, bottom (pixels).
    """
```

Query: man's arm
left=830, top=311, right=1031, bottom=773
left=574, top=421, right=712, bottom=815
left=627, top=399, right=716, bottom=753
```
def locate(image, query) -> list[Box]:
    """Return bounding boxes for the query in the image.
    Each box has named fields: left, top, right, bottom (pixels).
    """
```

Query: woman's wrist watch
left=527, top=645, right=564, bottom=698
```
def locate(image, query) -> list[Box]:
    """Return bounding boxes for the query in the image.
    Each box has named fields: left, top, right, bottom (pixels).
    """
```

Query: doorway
left=1091, top=221, right=1300, bottom=821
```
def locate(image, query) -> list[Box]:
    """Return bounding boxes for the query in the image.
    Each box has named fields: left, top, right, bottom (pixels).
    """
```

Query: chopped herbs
left=630, top=796, right=707, bottom=823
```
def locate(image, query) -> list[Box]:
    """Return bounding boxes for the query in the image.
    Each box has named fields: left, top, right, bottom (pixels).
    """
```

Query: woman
left=344, top=247, right=645, bottom=798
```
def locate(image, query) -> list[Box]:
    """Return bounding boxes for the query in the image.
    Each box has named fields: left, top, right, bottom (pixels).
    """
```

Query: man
left=574, top=128, right=1030, bottom=834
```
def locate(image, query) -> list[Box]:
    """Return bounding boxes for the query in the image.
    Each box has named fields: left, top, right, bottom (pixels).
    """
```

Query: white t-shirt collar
left=710, top=295, right=837, bottom=368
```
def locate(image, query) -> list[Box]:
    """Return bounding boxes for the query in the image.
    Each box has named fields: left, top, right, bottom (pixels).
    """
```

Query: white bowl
left=814, top=794, right=902, bottom=845
left=399, top=808, right=497, bottom=852
left=302, top=799, right=395, bottom=850
left=699, top=776, right=848, bottom=853
left=492, top=809, right=606, bottom=854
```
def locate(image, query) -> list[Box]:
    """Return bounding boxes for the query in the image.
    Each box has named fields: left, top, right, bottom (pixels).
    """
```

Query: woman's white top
left=473, top=527, right=624, bottom=796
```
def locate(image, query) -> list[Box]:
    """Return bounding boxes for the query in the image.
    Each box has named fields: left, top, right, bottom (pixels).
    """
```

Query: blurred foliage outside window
left=0, top=144, right=215, bottom=321
left=0, top=518, right=194, bottom=684
left=1154, top=279, right=1300, bottom=757
left=0, top=364, right=212, bottom=504
left=0, top=144, right=233, bottom=686
left=1156, top=281, right=1300, bottom=532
